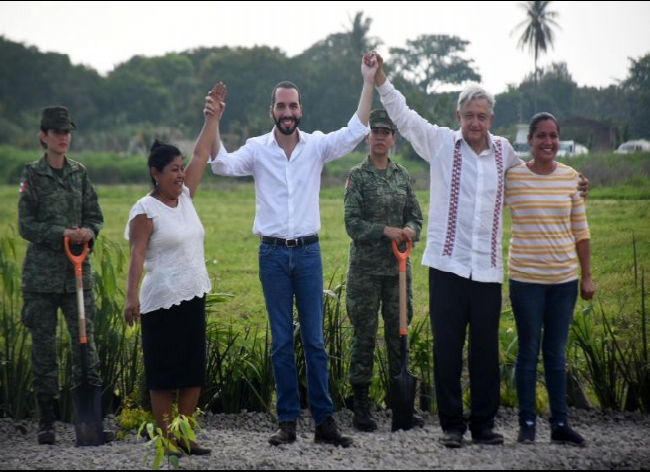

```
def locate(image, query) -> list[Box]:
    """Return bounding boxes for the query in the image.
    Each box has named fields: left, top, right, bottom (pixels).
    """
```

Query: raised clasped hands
left=204, top=82, right=227, bottom=120
left=363, top=50, right=384, bottom=84
left=361, top=52, right=379, bottom=83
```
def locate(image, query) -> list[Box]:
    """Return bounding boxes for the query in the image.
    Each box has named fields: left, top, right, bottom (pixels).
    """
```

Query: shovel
left=391, top=238, right=417, bottom=432
left=64, top=236, right=104, bottom=447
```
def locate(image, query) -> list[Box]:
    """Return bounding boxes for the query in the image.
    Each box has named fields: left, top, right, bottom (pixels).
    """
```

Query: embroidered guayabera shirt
left=378, top=80, right=521, bottom=283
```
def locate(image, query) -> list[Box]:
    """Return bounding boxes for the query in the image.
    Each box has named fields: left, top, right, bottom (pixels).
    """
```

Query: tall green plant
left=617, top=270, right=650, bottom=412
left=92, top=238, right=136, bottom=414
left=498, top=310, right=519, bottom=409
left=571, top=303, right=627, bottom=410
left=324, top=275, right=352, bottom=410
left=409, top=316, right=436, bottom=413
left=0, top=233, right=33, bottom=419
left=374, top=345, right=391, bottom=408
left=203, top=323, right=272, bottom=414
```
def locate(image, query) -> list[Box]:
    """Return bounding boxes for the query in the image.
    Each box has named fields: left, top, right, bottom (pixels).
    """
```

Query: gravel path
left=1, top=408, right=649, bottom=469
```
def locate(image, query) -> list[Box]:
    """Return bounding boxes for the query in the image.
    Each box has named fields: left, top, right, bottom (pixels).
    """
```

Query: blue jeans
left=259, top=241, right=333, bottom=425
left=510, top=279, right=578, bottom=427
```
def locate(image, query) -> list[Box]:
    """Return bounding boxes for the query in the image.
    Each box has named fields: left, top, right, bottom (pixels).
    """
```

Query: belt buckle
left=285, top=238, right=299, bottom=247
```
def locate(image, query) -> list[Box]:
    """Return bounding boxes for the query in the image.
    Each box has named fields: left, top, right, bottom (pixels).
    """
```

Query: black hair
left=39, top=127, right=48, bottom=149
left=39, top=127, right=72, bottom=149
left=528, top=112, right=560, bottom=138
left=270, top=81, right=302, bottom=107
left=148, top=140, right=182, bottom=187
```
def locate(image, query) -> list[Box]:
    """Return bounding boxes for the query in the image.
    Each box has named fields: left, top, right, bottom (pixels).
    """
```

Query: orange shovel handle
left=64, top=236, right=89, bottom=276
left=392, top=239, right=412, bottom=273
left=392, top=239, right=412, bottom=337
left=64, top=236, right=90, bottom=344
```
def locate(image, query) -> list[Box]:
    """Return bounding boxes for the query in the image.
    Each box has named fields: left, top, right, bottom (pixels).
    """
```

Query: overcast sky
left=2, top=1, right=649, bottom=94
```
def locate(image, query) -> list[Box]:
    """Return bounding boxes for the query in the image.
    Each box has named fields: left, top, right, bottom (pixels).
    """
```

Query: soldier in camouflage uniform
left=344, top=109, right=423, bottom=431
left=18, top=106, right=104, bottom=445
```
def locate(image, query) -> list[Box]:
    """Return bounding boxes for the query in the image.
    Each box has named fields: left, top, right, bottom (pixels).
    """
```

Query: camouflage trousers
left=22, top=291, right=102, bottom=397
left=346, top=267, right=413, bottom=387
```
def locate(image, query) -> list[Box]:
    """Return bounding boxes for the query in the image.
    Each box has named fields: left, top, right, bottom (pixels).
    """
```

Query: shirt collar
left=362, top=155, right=397, bottom=177
left=454, top=130, right=496, bottom=153
left=266, top=127, right=305, bottom=148
left=34, top=154, right=79, bottom=177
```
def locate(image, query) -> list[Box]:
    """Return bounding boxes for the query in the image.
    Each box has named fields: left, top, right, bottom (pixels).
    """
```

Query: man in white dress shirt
left=201, top=55, right=378, bottom=447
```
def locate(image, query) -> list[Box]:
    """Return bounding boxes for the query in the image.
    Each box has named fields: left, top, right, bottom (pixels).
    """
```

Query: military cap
left=40, top=106, right=77, bottom=131
left=369, top=109, right=396, bottom=132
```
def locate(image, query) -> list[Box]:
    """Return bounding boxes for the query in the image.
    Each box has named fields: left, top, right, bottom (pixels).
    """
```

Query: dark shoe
left=268, top=421, right=297, bottom=446
left=551, top=423, right=586, bottom=447
left=517, top=422, right=536, bottom=444
left=315, top=416, right=353, bottom=448
left=103, top=429, right=116, bottom=444
left=352, top=384, right=377, bottom=432
left=439, top=430, right=463, bottom=448
left=37, top=394, right=56, bottom=446
left=177, top=441, right=212, bottom=455
left=412, top=414, right=425, bottom=428
left=472, top=429, right=504, bottom=445
left=37, top=425, right=55, bottom=446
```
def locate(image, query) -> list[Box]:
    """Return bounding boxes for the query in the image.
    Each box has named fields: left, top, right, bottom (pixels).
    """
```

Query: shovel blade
left=71, top=384, right=104, bottom=447
left=390, top=368, right=417, bottom=432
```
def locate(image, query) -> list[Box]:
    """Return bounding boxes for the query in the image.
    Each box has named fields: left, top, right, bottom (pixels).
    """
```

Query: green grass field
left=1, top=183, right=649, bottom=330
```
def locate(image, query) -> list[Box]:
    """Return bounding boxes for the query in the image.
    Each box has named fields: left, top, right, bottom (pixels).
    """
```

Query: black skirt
left=141, top=296, right=207, bottom=390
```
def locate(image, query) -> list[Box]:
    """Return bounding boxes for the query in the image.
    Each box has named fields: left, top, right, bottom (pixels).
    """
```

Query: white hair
left=457, top=84, right=495, bottom=114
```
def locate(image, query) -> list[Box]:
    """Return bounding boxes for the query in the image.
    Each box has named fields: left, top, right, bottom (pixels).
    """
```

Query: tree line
left=0, top=12, right=648, bottom=154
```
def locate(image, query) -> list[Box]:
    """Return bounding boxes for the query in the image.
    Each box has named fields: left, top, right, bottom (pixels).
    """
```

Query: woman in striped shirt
left=505, top=112, right=595, bottom=447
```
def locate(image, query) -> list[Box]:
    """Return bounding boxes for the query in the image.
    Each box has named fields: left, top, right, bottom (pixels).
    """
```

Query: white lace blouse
left=125, top=185, right=211, bottom=314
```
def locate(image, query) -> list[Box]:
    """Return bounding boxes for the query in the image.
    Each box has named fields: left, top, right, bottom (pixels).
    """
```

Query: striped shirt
left=505, top=162, right=590, bottom=284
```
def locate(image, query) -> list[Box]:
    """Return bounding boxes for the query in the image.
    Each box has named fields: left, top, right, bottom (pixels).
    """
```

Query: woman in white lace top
left=123, top=84, right=226, bottom=455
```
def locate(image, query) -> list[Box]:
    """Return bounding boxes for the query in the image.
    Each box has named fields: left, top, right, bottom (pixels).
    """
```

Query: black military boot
left=352, top=384, right=377, bottom=432
left=412, top=414, right=425, bottom=428
left=315, top=416, right=354, bottom=448
left=268, top=420, right=297, bottom=446
left=37, top=394, right=56, bottom=445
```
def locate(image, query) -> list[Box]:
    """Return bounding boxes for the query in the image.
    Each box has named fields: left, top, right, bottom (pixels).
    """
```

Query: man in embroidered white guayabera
left=199, top=55, right=380, bottom=448
left=369, top=52, right=586, bottom=449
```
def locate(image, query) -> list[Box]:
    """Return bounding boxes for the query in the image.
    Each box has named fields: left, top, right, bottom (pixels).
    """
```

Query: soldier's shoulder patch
left=19, top=181, right=28, bottom=194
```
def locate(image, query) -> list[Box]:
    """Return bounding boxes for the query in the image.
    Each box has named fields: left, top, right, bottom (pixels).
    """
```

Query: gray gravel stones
left=1, top=408, right=649, bottom=469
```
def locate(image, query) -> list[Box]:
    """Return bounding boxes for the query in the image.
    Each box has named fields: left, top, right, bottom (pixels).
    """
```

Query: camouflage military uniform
left=344, top=156, right=423, bottom=386
left=18, top=155, right=104, bottom=396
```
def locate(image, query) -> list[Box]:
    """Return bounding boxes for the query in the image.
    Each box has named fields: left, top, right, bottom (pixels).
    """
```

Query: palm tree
left=346, top=11, right=382, bottom=57
left=513, top=1, right=561, bottom=111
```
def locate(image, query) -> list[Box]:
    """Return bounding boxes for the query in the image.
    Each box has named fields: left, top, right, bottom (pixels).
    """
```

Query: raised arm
left=373, top=51, right=387, bottom=87
left=185, top=82, right=227, bottom=198
left=356, top=53, right=379, bottom=126
left=371, top=51, right=438, bottom=163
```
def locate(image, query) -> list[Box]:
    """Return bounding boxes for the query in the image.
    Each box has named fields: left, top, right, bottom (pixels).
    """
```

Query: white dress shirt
left=210, top=114, right=369, bottom=238
left=378, top=80, right=521, bottom=283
